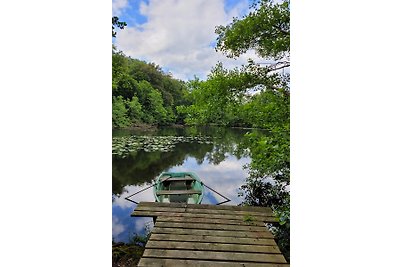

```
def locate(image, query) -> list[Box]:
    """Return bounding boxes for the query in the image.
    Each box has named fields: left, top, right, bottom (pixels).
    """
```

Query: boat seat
left=160, top=177, right=195, bottom=182
left=156, top=190, right=202, bottom=195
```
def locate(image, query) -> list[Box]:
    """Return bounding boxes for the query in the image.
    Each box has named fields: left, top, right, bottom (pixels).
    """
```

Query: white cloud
left=115, top=0, right=261, bottom=80
left=134, top=217, right=154, bottom=233
left=112, top=216, right=126, bottom=236
left=112, top=0, right=129, bottom=16
left=113, top=184, right=156, bottom=210
left=198, top=158, right=251, bottom=204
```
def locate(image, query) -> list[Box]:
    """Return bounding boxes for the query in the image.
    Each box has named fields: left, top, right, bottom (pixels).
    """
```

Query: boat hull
left=153, top=172, right=204, bottom=204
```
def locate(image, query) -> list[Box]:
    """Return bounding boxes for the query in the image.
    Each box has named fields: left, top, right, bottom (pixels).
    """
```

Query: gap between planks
left=156, top=215, right=266, bottom=226
left=155, top=221, right=268, bottom=232
left=145, top=240, right=281, bottom=254
left=151, top=227, right=273, bottom=238
left=149, top=233, right=277, bottom=245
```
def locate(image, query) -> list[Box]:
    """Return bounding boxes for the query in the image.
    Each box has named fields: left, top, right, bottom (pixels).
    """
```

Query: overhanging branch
left=267, top=61, right=290, bottom=72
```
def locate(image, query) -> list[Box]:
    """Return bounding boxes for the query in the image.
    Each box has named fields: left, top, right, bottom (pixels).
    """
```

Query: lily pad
left=112, top=135, right=214, bottom=157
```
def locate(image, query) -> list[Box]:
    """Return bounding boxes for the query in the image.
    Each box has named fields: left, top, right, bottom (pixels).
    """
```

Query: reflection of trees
left=112, top=126, right=262, bottom=195
left=203, top=127, right=263, bottom=164
left=112, top=142, right=214, bottom=195
left=113, top=150, right=183, bottom=195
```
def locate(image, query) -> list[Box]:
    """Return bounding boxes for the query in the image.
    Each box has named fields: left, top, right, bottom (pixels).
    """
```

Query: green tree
left=112, top=96, right=131, bottom=128
left=214, top=0, right=290, bottom=261
left=239, top=89, right=289, bottom=130
left=126, top=96, right=143, bottom=123
left=147, top=89, right=168, bottom=124
left=113, top=72, right=139, bottom=99
left=216, top=0, right=289, bottom=60
left=177, top=64, right=251, bottom=126
left=216, top=0, right=290, bottom=94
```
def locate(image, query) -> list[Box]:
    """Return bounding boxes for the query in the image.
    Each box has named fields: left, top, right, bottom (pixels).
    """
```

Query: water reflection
left=112, top=126, right=259, bottom=243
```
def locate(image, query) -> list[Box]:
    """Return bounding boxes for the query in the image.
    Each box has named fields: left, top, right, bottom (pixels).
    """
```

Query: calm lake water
left=112, top=126, right=261, bottom=243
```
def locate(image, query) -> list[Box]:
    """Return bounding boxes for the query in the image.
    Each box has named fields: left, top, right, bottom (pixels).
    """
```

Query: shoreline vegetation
left=112, top=0, right=290, bottom=264
left=118, top=123, right=158, bottom=131
left=113, top=123, right=267, bottom=131
left=112, top=242, right=145, bottom=267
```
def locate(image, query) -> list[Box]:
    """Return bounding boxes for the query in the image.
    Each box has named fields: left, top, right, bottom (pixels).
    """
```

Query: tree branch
left=267, top=61, right=290, bottom=72
left=272, top=25, right=289, bottom=35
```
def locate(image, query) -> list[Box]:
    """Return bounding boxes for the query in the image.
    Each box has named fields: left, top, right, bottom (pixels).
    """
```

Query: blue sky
left=112, top=0, right=261, bottom=81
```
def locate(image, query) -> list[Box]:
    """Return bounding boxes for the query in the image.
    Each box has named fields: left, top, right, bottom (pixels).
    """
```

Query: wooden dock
left=132, top=202, right=289, bottom=266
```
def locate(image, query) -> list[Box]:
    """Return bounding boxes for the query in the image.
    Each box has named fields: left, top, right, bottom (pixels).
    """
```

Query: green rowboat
left=153, top=172, right=204, bottom=204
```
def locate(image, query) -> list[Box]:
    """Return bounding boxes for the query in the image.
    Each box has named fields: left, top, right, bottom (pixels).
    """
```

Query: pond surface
left=112, top=126, right=261, bottom=243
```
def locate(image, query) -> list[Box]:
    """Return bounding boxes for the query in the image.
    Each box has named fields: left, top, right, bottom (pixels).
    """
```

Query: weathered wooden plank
left=138, top=258, right=289, bottom=267
left=135, top=204, right=272, bottom=217
left=138, top=202, right=273, bottom=213
left=155, top=221, right=267, bottom=232
left=133, top=202, right=287, bottom=266
left=134, top=206, right=186, bottom=213
left=133, top=203, right=288, bottom=266
left=156, top=190, right=202, bottom=195
left=145, top=240, right=281, bottom=254
left=152, top=227, right=273, bottom=238
left=142, top=249, right=287, bottom=263
left=156, top=216, right=266, bottom=226
left=132, top=211, right=277, bottom=223
left=149, top=233, right=277, bottom=245
left=135, top=207, right=273, bottom=220
left=185, top=208, right=271, bottom=217
left=134, top=206, right=189, bottom=213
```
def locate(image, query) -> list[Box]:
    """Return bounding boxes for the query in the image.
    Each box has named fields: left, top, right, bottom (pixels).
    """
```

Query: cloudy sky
left=112, top=0, right=259, bottom=81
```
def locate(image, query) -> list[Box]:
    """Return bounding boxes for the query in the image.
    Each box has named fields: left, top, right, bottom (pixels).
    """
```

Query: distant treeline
left=112, top=48, right=191, bottom=128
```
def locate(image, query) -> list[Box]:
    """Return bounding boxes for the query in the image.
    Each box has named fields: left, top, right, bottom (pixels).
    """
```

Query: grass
left=243, top=214, right=255, bottom=222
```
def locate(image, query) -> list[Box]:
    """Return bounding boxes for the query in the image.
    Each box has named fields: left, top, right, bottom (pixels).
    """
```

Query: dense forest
left=113, top=0, right=290, bottom=261
left=112, top=48, right=191, bottom=128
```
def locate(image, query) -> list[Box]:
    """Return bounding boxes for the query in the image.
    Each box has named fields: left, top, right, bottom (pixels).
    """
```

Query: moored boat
left=153, top=172, right=204, bottom=204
